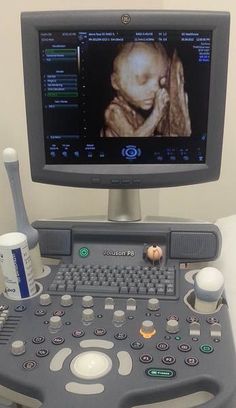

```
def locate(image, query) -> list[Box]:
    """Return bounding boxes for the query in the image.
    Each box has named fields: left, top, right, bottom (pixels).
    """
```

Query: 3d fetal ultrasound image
left=79, top=39, right=211, bottom=139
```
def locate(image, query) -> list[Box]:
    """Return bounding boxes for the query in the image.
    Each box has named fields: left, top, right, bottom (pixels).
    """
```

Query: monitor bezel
left=21, top=10, right=230, bottom=189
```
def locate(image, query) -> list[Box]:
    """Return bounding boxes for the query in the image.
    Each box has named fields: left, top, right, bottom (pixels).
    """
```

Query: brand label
left=103, top=249, right=135, bottom=257
left=6, top=288, right=16, bottom=293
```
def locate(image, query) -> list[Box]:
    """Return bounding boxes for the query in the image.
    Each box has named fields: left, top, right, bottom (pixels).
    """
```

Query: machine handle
left=38, top=383, right=235, bottom=408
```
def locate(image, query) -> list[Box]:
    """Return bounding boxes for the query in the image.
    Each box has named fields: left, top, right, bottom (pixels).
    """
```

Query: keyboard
left=48, top=264, right=177, bottom=298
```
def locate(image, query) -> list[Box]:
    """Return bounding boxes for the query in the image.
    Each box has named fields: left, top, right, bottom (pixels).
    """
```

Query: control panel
left=0, top=222, right=235, bottom=408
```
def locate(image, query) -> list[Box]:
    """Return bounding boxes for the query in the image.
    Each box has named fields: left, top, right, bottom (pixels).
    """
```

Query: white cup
left=0, top=232, right=36, bottom=299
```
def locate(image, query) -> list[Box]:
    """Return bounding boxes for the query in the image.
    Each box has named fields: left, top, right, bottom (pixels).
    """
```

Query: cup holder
left=3, top=281, right=43, bottom=301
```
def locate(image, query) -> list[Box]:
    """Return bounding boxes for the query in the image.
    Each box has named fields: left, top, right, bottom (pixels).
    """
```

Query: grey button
left=76, top=285, right=119, bottom=293
left=138, top=287, right=147, bottom=295
left=80, top=339, right=114, bottom=349
left=120, top=287, right=128, bottom=294
left=117, top=351, right=132, bottom=375
left=50, top=348, right=72, bottom=372
left=65, top=382, right=104, bottom=395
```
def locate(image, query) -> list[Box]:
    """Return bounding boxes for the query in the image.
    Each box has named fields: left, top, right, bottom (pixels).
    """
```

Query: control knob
left=60, top=294, right=73, bottom=307
left=11, top=340, right=25, bottom=356
left=140, top=320, right=156, bottom=338
left=166, top=319, right=179, bottom=334
left=82, top=308, right=95, bottom=323
left=82, top=295, right=94, bottom=308
left=112, top=310, right=126, bottom=325
left=147, top=298, right=160, bottom=311
left=39, top=294, right=52, bottom=306
left=49, top=316, right=62, bottom=331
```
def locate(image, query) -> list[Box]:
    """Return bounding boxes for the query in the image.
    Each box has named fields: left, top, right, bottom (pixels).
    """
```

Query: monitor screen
left=21, top=11, right=230, bottom=188
left=40, top=29, right=211, bottom=165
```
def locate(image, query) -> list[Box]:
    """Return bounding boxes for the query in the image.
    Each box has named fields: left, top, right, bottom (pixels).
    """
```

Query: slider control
left=126, top=298, right=136, bottom=311
left=189, top=322, right=201, bottom=337
left=105, top=297, right=115, bottom=310
left=210, top=323, right=222, bottom=339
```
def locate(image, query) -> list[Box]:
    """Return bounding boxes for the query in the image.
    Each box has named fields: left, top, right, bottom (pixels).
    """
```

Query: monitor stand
left=107, top=189, right=190, bottom=224
left=108, top=189, right=141, bottom=222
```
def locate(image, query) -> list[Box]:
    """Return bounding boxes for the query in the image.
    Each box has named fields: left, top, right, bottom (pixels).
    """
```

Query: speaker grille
left=38, top=229, right=71, bottom=256
left=170, top=231, right=218, bottom=260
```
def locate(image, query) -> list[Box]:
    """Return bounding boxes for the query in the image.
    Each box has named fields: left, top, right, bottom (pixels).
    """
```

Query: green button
left=79, top=247, right=90, bottom=258
left=200, top=344, right=214, bottom=354
left=145, top=368, right=176, bottom=379
left=175, top=336, right=181, bottom=341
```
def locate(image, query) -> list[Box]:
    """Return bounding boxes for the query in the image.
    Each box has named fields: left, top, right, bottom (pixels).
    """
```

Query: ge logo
left=121, top=14, right=131, bottom=24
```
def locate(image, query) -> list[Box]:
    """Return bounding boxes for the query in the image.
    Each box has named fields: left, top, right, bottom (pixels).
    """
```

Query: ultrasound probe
left=3, top=148, right=44, bottom=278
left=194, top=267, right=224, bottom=313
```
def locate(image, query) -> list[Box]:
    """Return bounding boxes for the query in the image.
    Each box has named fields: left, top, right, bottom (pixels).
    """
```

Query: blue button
left=126, top=147, right=137, bottom=158
left=122, top=145, right=142, bottom=160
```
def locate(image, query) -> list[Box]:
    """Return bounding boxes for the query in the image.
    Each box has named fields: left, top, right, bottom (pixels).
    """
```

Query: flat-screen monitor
left=21, top=10, right=230, bottom=189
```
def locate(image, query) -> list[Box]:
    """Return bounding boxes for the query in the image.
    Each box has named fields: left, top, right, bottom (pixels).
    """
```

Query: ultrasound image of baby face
left=101, top=42, right=191, bottom=137
left=111, top=43, right=169, bottom=111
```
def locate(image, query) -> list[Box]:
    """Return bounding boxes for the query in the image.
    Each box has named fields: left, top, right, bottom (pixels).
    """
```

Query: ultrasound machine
left=0, top=9, right=235, bottom=408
